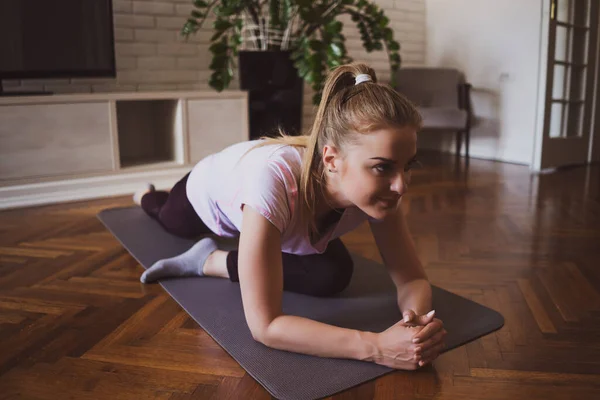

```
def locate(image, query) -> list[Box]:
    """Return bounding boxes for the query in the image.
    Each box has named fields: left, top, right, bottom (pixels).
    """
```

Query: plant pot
left=238, top=50, right=303, bottom=139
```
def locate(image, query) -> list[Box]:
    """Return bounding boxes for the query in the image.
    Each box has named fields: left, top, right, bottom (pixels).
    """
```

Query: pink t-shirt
left=186, top=140, right=370, bottom=255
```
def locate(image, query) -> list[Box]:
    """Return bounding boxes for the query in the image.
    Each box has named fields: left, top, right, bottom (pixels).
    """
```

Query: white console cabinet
left=0, top=90, right=248, bottom=209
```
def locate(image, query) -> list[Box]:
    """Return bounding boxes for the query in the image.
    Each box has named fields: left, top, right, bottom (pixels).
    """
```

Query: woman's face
left=324, top=126, right=418, bottom=221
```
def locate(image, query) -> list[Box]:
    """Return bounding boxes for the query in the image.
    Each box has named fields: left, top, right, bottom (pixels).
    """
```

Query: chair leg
left=465, top=128, right=470, bottom=165
left=455, top=131, right=463, bottom=163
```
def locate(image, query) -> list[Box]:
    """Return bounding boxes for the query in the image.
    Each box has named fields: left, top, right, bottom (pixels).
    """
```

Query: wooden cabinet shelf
left=0, top=90, right=248, bottom=209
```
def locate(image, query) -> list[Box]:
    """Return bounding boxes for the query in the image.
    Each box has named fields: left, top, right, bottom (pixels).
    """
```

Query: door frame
left=532, top=0, right=600, bottom=171
left=591, top=35, right=600, bottom=163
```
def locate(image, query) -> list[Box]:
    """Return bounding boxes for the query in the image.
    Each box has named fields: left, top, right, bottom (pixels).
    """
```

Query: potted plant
left=182, top=0, right=400, bottom=101
left=180, top=0, right=401, bottom=137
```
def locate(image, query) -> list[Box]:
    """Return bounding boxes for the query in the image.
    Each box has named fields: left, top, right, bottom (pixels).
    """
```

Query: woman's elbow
left=249, top=322, right=274, bottom=346
left=250, top=315, right=286, bottom=347
left=250, top=328, right=267, bottom=344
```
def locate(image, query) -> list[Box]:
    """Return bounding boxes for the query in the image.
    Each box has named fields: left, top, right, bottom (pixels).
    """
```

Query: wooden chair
left=393, top=68, right=472, bottom=163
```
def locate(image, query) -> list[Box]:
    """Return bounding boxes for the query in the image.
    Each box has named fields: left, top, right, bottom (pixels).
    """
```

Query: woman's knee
left=311, top=248, right=354, bottom=297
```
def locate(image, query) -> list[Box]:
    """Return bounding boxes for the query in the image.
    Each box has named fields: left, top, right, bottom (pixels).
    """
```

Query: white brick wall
left=3, top=0, right=426, bottom=129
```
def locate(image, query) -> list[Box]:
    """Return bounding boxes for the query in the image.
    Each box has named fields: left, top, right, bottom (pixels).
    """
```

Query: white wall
left=423, top=0, right=544, bottom=165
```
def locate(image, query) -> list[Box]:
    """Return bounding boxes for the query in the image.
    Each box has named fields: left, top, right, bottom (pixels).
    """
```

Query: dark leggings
left=140, top=173, right=354, bottom=297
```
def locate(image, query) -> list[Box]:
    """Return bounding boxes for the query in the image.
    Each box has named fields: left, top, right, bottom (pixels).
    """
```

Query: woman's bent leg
left=140, top=172, right=210, bottom=238
left=225, top=239, right=354, bottom=297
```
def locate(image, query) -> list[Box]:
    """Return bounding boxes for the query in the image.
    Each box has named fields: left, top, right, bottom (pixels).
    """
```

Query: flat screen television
left=0, top=0, right=116, bottom=95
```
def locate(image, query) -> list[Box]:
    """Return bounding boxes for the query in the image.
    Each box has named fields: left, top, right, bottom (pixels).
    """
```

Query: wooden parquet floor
left=1, top=151, right=599, bottom=399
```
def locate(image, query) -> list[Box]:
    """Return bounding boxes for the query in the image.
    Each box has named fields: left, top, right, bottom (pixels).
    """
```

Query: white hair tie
left=355, top=74, right=372, bottom=85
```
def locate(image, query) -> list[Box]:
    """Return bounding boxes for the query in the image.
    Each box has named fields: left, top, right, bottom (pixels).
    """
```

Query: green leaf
left=378, top=16, right=390, bottom=27
left=181, top=19, right=199, bottom=36
left=312, top=92, right=322, bottom=105
left=193, top=0, right=209, bottom=8
left=326, top=58, right=339, bottom=68
left=209, top=41, right=228, bottom=53
left=325, top=20, right=343, bottom=36
left=384, top=27, right=394, bottom=41
left=329, top=42, right=342, bottom=57
left=282, top=0, right=292, bottom=24
left=231, top=33, right=242, bottom=46
left=269, top=0, right=282, bottom=28
left=297, top=64, right=310, bottom=79
left=210, top=55, right=228, bottom=70
left=213, top=19, right=233, bottom=31
left=210, top=71, right=224, bottom=92
left=191, top=10, right=205, bottom=19
left=309, top=40, right=323, bottom=51
left=222, top=65, right=233, bottom=87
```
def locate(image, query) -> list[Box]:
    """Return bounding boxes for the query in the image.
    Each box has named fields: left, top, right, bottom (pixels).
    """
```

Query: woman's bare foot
left=133, top=183, right=156, bottom=206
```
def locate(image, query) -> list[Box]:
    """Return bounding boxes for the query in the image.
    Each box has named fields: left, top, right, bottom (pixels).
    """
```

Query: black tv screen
left=0, top=0, right=116, bottom=79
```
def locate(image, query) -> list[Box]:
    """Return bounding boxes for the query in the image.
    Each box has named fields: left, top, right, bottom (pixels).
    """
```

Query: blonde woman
left=135, top=62, right=446, bottom=370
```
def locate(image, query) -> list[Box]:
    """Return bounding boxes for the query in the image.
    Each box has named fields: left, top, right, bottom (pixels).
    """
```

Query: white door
left=533, top=0, right=599, bottom=170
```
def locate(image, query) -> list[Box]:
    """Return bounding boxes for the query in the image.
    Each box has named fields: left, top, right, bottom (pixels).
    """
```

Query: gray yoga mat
left=98, top=206, right=504, bottom=400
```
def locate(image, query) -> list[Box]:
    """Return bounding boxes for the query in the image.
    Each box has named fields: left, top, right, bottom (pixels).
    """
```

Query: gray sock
left=140, top=237, right=218, bottom=283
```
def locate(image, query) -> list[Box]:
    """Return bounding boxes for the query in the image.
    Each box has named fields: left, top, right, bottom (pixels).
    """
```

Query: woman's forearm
left=396, top=278, right=433, bottom=315
left=262, top=314, right=379, bottom=362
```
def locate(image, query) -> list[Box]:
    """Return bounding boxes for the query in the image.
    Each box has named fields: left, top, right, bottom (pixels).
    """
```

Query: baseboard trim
left=0, top=167, right=191, bottom=210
